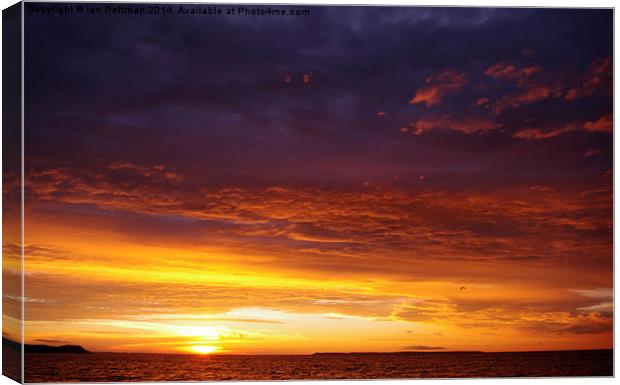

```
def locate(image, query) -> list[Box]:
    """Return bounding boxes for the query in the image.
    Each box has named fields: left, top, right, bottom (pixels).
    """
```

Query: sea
left=25, top=350, right=613, bottom=382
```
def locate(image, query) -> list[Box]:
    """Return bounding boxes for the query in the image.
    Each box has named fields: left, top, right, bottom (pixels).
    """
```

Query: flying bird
left=460, top=286, right=466, bottom=291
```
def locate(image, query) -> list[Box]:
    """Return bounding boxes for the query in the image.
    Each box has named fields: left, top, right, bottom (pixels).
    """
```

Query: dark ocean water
left=25, top=350, right=613, bottom=382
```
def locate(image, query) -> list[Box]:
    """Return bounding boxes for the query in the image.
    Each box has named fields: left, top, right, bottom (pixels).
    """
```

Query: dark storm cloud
left=25, top=6, right=612, bottom=190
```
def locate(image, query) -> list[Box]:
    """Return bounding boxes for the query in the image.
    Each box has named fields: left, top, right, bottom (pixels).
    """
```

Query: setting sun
left=190, top=345, right=219, bottom=355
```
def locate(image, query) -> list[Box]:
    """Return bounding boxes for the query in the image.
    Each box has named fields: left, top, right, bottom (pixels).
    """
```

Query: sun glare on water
left=191, top=345, right=219, bottom=355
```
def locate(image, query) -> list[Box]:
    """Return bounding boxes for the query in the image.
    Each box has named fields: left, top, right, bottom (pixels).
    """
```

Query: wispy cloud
left=408, top=115, right=500, bottom=135
left=410, top=70, right=467, bottom=107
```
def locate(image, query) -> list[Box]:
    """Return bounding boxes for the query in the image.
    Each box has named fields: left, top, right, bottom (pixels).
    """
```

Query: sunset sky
left=5, top=6, right=612, bottom=354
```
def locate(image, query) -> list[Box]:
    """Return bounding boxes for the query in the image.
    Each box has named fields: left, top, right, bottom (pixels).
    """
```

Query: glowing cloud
left=410, top=70, right=467, bottom=107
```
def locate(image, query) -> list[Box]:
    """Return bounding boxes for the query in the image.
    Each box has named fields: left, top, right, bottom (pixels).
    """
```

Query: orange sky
left=3, top=173, right=611, bottom=354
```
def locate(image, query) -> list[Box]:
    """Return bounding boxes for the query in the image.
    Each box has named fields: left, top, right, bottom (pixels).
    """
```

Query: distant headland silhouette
left=3, top=337, right=90, bottom=354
